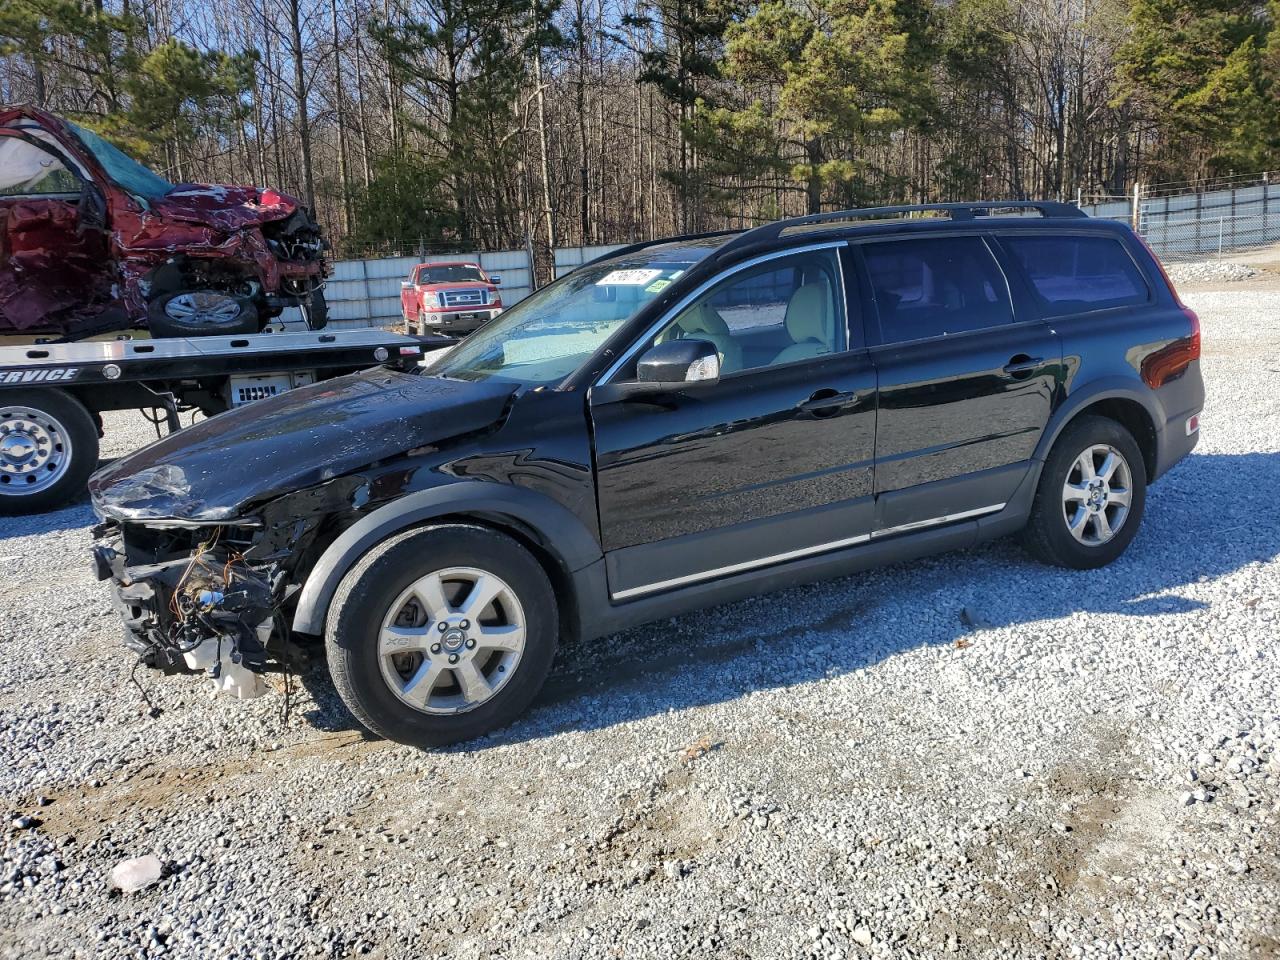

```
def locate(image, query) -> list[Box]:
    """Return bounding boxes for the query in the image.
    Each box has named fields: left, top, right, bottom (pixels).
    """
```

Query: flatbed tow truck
left=0, top=328, right=450, bottom=514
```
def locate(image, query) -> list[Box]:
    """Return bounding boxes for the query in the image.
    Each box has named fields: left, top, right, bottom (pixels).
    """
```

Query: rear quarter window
left=1003, top=234, right=1150, bottom=313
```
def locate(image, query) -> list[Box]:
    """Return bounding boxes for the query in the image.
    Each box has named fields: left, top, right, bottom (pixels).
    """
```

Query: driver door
left=0, top=129, right=112, bottom=335
left=588, top=244, right=879, bottom=601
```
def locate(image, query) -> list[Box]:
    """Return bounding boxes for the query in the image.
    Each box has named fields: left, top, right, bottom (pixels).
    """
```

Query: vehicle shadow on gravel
left=0, top=499, right=95, bottom=538
left=292, top=451, right=1280, bottom=748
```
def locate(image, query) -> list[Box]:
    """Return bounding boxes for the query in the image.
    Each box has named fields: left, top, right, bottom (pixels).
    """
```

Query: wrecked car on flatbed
left=0, top=105, right=327, bottom=339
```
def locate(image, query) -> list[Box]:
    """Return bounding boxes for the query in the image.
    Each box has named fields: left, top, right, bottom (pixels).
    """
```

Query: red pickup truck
left=400, top=261, right=503, bottom=336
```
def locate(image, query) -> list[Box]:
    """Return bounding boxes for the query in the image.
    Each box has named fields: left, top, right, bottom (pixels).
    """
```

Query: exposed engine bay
left=90, top=490, right=344, bottom=699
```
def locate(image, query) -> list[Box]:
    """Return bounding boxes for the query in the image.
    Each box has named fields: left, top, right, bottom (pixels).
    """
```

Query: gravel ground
left=1166, top=261, right=1262, bottom=286
left=2, top=284, right=1278, bottom=960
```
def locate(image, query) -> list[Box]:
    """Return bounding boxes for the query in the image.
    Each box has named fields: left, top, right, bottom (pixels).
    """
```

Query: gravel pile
left=1166, top=260, right=1261, bottom=285
left=2, top=286, right=1279, bottom=959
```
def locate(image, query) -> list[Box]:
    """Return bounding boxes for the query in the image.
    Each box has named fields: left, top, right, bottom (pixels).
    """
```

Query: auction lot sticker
left=597, top=269, right=663, bottom=286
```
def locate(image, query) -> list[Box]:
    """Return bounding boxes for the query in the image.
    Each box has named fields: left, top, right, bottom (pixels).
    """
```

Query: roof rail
left=710, top=200, right=1087, bottom=263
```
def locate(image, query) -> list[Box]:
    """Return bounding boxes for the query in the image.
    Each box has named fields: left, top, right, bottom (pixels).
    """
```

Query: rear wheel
left=326, top=524, right=558, bottom=747
left=148, top=290, right=259, bottom=337
left=0, top=389, right=98, bottom=514
left=1021, top=415, right=1147, bottom=569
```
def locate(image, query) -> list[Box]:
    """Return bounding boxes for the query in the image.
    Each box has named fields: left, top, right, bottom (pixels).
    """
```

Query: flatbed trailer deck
left=0, top=329, right=450, bottom=514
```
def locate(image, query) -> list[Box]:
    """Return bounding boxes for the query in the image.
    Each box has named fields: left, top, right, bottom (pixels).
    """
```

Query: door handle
left=797, top=389, right=860, bottom=417
left=1002, top=354, right=1044, bottom=377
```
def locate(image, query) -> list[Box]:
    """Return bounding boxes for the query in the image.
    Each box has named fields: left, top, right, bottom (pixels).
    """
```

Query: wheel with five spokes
left=326, top=524, right=557, bottom=747
left=1021, top=415, right=1148, bottom=569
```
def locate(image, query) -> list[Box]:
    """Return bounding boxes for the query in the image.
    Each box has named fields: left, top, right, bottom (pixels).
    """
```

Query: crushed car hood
left=89, top=368, right=516, bottom=521
left=147, top=183, right=304, bottom=231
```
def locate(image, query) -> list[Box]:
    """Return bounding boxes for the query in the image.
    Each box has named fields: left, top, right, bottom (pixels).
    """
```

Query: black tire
left=1020, top=415, right=1148, bottom=569
left=325, top=524, right=558, bottom=748
left=303, top=287, right=328, bottom=330
left=0, top=388, right=99, bottom=515
left=147, top=290, right=260, bottom=338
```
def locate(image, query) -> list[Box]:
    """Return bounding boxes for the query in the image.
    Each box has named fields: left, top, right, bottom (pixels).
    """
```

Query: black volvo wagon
left=90, top=202, right=1205, bottom=747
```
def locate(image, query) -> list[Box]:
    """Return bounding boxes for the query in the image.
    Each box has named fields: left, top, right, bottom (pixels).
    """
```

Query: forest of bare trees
left=2, top=0, right=1276, bottom=276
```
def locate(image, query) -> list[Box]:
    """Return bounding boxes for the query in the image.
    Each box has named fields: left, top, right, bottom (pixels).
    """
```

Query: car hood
left=89, top=368, right=516, bottom=522
left=147, top=183, right=305, bottom=231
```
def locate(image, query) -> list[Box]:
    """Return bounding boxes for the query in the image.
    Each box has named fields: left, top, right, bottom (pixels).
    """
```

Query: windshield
left=429, top=257, right=696, bottom=385
left=419, top=264, right=485, bottom=283
left=67, top=121, right=173, bottom=200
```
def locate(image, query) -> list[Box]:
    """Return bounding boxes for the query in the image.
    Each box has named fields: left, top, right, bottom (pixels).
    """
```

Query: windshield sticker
left=644, top=278, right=672, bottom=293
left=597, top=269, right=663, bottom=286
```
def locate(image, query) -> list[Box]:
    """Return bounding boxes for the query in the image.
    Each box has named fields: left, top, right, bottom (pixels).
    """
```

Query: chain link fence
left=1082, top=177, right=1280, bottom=263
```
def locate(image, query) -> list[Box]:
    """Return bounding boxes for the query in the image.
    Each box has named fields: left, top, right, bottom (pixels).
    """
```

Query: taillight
left=1184, top=306, right=1201, bottom=362
left=1141, top=306, right=1200, bottom=388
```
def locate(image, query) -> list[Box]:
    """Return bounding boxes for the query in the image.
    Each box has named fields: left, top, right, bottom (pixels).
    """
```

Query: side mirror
left=489, top=274, right=502, bottom=286
left=401, top=280, right=414, bottom=289
left=635, top=338, right=720, bottom=388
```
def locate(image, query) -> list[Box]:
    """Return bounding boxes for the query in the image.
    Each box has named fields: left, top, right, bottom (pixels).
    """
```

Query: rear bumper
left=1153, top=361, right=1205, bottom=481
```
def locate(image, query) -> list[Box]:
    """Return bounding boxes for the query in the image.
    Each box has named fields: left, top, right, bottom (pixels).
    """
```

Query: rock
left=852, top=925, right=873, bottom=948
left=11, top=816, right=35, bottom=829
left=110, top=855, right=164, bottom=893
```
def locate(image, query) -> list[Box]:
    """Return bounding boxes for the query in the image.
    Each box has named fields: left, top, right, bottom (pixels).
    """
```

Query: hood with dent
left=89, top=368, right=516, bottom=521
left=146, top=183, right=305, bottom=232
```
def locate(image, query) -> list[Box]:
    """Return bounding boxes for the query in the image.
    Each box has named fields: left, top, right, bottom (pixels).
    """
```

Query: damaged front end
left=90, top=493, right=339, bottom=699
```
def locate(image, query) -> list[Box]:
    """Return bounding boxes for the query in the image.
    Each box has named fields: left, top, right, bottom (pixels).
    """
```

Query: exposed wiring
left=129, top=656, right=163, bottom=719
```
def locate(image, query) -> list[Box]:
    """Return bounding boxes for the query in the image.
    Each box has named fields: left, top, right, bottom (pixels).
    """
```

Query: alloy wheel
left=164, top=291, right=244, bottom=326
left=377, top=567, right=526, bottom=715
left=1062, top=443, right=1133, bottom=546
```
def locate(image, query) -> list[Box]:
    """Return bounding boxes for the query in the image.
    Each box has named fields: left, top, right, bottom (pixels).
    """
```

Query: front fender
left=291, top=480, right=603, bottom=635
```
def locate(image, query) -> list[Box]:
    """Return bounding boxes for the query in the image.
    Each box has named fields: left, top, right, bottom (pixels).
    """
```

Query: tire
left=1020, top=415, right=1147, bottom=569
left=0, top=389, right=99, bottom=515
left=303, top=287, right=328, bottom=330
left=147, top=290, right=259, bottom=338
left=326, top=524, right=558, bottom=748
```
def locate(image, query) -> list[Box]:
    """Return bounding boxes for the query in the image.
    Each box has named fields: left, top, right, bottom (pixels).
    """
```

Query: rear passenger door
left=857, top=233, right=1061, bottom=532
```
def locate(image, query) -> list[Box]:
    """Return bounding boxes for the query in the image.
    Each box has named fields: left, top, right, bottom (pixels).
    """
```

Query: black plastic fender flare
left=291, top=481, right=603, bottom=635
left=1031, top=377, right=1165, bottom=468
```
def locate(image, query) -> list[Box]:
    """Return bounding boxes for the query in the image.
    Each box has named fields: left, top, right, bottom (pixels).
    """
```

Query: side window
left=863, top=236, right=1013, bottom=344
left=1003, top=234, right=1149, bottom=311
left=0, top=138, right=80, bottom=196
left=653, top=249, right=846, bottom=374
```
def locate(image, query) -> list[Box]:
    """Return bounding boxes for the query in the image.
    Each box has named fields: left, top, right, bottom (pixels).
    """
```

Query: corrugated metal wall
left=1082, top=181, right=1280, bottom=261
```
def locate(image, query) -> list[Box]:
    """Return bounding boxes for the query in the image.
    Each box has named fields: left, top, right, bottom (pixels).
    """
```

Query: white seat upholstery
left=660, top=302, right=744, bottom=373
left=772, top=282, right=835, bottom=364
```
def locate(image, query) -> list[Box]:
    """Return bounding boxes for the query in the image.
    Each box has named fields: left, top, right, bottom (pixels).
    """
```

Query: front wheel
left=147, top=290, right=260, bottom=337
left=1020, top=415, right=1148, bottom=569
left=325, top=524, right=558, bottom=748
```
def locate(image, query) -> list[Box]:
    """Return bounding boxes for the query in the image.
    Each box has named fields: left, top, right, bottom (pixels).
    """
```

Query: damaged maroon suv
left=0, top=106, right=327, bottom=339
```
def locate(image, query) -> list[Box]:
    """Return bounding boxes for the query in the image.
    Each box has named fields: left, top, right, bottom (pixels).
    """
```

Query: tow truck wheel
left=0, top=389, right=98, bottom=515
left=148, top=290, right=260, bottom=338
left=326, top=524, right=558, bottom=748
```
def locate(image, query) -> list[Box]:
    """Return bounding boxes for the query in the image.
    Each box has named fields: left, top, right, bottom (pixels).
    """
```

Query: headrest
left=680, top=302, right=731, bottom=338
left=784, top=283, right=833, bottom=344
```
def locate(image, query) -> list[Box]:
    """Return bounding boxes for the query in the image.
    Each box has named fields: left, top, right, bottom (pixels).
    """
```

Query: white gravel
left=1166, top=260, right=1262, bottom=285
left=2, top=285, right=1278, bottom=959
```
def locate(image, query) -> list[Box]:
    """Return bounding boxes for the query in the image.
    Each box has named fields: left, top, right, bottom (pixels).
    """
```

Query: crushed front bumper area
left=91, top=515, right=323, bottom=699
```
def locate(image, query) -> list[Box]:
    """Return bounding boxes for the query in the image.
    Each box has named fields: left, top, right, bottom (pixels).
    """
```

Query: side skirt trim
left=609, top=502, right=1007, bottom=601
